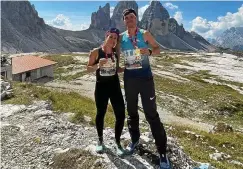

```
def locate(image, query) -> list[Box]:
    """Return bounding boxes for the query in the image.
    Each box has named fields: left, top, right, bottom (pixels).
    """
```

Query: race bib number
left=100, top=58, right=116, bottom=76
left=123, top=49, right=143, bottom=69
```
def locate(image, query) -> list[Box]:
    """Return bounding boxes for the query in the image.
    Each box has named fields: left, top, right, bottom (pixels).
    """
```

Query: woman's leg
left=95, top=82, right=109, bottom=143
left=109, top=79, right=125, bottom=144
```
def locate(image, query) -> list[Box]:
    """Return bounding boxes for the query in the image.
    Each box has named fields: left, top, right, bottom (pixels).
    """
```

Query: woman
left=87, top=28, right=125, bottom=156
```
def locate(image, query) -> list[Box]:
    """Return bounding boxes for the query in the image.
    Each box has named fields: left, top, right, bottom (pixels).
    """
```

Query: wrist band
left=148, top=49, right=152, bottom=56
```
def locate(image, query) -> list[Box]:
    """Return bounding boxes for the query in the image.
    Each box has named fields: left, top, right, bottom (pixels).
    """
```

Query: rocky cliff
left=1, top=1, right=97, bottom=53
left=213, top=27, right=243, bottom=51
left=1, top=0, right=216, bottom=54
left=110, top=0, right=139, bottom=32
left=89, top=3, right=110, bottom=30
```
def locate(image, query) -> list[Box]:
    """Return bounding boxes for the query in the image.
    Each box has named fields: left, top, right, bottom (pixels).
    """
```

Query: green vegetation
left=153, top=74, right=243, bottom=126
left=43, top=54, right=88, bottom=81
left=43, top=54, right=76, bottom=67
left=58, top=71, right=88, bottom=82
left=3, top=82, right=116, bottom=128
left=51, top=148, right=104, bottom=169
left=168, top=124, right=243, bottom=169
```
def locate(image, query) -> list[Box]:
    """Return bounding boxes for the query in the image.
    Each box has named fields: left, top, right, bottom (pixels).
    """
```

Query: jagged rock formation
left=213, top=27, right=243, bottom=51
left=1, top=1, right=97, bottom=53
left=1, top=0, right=216, bottom=54
left=138, top=1, right=215, bottom=51
left=89, top=3, right=110, bottom=30
left=110, top=0, right=139, bottom=32
left=140, top=1, right=170, bottom=35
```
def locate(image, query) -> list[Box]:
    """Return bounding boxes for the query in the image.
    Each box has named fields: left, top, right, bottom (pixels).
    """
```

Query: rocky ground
left=2, top=51, right=243, bottom=169
left=1, top=101, right=209, bottom=169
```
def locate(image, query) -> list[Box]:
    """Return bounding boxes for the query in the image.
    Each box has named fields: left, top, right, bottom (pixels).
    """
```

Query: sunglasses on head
left=106, top=28, right=120, bottom=37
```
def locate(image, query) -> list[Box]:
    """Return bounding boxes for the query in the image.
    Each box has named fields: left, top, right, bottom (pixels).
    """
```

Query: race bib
left=123, top=49, right=143, bottom=69
left=100, top=58, right=116, bottom=76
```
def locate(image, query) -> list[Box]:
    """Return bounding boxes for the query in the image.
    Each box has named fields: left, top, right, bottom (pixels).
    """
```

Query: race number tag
left=100, top=58, right=116, bottom=76
left=123, top=49, right=142, bottom=69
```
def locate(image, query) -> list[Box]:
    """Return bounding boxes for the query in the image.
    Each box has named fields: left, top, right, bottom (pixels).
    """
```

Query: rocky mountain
left=1, top=0, right=215, bottom=54
left=139, top=1, right=215, bottom=51
left=110, top=1, right=139, bottom=32
left=1, top=1, right=98, bottom=54
left=213, top=27, right=243, bottom=51
left=89, top=3, right=110, bottom=30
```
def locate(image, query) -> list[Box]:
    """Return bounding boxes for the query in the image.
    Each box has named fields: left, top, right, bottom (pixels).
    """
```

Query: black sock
left=98, top=136, right=103, bottom=143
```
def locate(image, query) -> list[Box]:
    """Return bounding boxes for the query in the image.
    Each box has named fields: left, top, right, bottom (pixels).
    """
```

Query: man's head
left=122, top=8, right=137, bottom=28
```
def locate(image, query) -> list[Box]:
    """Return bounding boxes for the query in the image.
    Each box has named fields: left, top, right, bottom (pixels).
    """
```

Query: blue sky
left=30, top=1, right=243, bottom=39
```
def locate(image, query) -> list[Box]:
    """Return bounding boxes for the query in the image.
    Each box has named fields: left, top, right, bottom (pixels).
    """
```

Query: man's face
left=124, top=13, right=137, bottom=28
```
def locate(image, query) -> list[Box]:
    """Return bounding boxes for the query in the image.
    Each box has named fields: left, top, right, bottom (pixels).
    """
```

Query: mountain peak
left=89, top=3, right=110, bottom=30
left=214, top=27, right=243, bottom=51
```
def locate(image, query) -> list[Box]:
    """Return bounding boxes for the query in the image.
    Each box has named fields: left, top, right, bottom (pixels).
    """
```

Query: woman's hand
left=99, top=58, right=108, bottom=68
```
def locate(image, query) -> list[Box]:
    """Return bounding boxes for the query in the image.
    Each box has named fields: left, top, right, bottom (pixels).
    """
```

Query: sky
left=29, top=1, right=243, bottom=39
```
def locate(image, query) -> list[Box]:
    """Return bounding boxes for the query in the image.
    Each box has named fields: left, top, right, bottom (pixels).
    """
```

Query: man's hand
left=117, top=66, right=125, bottom=73
left=143, top=31, right=160, bottom=56
left=140, top=48, right=150, bottom=55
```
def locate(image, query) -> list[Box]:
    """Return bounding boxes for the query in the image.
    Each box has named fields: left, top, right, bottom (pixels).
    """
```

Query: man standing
left=117, top=9, right=171, bottom=169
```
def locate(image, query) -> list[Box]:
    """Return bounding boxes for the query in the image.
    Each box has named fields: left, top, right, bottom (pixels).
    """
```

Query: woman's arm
left=87, top=48, right=99, bottom=72
left=116, top=34, right=125, bottom=73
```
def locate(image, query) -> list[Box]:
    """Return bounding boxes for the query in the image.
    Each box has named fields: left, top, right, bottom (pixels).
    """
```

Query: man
left=117, top=8, right=171, bottom=169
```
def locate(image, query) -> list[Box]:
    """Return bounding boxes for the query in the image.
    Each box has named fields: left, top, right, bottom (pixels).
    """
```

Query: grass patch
left=43, top=54, right=76, bottom=67
left=154, top=74, right=243, bottom=125
left=184, top=70, right=218, bottom=83
left=43, top=54, right=81, bottom=80
left=168, top=124, right=243, bottom=169
left=214, top=78, right=243, bottom=88
left=154, top=53, right=209, bottom=68
left=59, top=71, right=88, bottom=81
left=51, top=148, right=104, bottom=169
left=155, top=54, right=187, bottom=67
left=3, top=82, right=116, bottom=128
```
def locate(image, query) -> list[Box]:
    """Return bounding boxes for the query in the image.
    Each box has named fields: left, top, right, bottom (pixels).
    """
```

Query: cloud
left=138, top=5, right=149, bottom=21
left=164, top=2, right=178, bottom=10
left=47, top=14, right=90, bottom=31
left=191, top=4, right=243, bottom=38
left=48, top=14, right=71, bottom=27
left=174, top=11, right=183, bottom=25
left=110, top=6, right=115, bottom=18
left=79, top=23, right=90, bottom=30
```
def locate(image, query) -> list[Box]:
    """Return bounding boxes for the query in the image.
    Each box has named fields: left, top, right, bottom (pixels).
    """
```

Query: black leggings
left=95, top=77, right=125, bottom=144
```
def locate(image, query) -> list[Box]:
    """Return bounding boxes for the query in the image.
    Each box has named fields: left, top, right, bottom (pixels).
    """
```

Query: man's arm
left=143, top=30, right=160, bottom=56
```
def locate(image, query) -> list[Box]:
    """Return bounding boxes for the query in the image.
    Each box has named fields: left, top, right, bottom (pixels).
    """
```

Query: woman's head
left=103, top=28, right=120, bottom=48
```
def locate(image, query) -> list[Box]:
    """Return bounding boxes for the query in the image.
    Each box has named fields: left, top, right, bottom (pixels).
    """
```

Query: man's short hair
left=122, top=8, right=137, bottom=19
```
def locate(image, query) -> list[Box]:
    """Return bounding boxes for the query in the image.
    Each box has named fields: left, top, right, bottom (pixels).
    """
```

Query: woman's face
left=104, top=33, right=118, bottom=48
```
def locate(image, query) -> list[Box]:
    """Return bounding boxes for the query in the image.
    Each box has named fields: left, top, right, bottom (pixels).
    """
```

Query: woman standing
left=87, top=28, right=125, bottom=156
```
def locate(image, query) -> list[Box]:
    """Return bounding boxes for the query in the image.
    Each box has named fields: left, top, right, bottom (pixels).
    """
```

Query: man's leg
left=124, top=77, right=140, bottom=144
left=140, top=77, right=167, bottom=155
